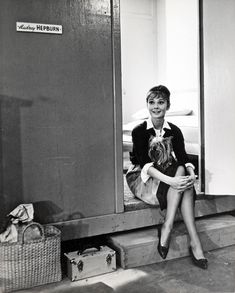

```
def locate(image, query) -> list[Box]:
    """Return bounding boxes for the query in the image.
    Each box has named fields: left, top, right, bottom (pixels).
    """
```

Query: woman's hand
left=147, top=166, right=196, bottom=191
left=185, top=174, right=196, bottom=190
left=170, top=176, right=194, bottom=191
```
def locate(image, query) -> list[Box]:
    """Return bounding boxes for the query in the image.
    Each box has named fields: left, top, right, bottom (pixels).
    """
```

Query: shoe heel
left=189, top=247, right=208, bottom=269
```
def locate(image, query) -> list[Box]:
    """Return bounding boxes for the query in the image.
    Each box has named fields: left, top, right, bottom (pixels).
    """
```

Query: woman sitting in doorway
left=126, top=85, right=208, bottom=269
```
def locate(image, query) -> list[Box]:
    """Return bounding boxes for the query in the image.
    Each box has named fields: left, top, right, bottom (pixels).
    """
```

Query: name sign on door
left=16, top=22, right=62, bottom=34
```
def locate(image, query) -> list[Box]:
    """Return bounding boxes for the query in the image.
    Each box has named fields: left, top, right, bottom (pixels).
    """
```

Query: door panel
left=0, top=0, right=117, bottom=223
left=203, top=0, right=235, bottom=195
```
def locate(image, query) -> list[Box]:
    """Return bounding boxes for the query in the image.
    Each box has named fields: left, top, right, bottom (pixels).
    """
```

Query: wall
left=163, top=0, right=199, bottom=115
left=120, top=0, right=199, bottom=123
left=0, top=0, right=120, bottom=225
left=120, top=0, right=158, bottom=124
left=203, top=0, right=235, bottom=194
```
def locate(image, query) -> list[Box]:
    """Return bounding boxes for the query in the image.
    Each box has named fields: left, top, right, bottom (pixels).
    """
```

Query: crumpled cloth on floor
left=0, top=203, right=34, bottom=243
left=9, top=203, right=34, bottom=224
left=0, top=224, right=18, bottom=243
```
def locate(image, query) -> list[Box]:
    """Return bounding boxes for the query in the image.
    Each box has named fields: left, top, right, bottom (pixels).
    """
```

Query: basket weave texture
left=0, top=222, right=62, bottom=292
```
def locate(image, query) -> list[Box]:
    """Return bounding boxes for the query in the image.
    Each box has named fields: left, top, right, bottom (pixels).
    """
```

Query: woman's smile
left=151, top=109, right=162, bottom=115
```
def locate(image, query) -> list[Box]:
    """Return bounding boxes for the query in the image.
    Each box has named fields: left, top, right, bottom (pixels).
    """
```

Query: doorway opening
left=120, top=0, right=201, bottom=209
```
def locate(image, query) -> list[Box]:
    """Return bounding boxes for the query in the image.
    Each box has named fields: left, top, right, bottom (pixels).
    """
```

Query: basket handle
left=20, top=221, right=45, bottom=244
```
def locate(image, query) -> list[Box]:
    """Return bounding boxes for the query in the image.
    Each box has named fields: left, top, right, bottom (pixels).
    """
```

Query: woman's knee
left=183, top=187, right=194, bottom=198
left=175, top=165, right=185, bottom=176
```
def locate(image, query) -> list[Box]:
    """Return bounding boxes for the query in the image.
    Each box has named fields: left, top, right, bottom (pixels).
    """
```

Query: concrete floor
left=15, top=245, right=235, bottom=293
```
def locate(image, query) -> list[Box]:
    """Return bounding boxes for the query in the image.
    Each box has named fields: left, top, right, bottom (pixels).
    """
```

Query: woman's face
left=147, top=95, right=168, bottom=120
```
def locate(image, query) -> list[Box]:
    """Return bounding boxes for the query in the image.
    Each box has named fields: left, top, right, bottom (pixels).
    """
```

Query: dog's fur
left=148, top=136, right=174, bottom=171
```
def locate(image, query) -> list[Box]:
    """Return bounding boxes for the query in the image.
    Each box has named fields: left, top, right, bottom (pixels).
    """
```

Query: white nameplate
left=16, top=22, right=62, bottom=34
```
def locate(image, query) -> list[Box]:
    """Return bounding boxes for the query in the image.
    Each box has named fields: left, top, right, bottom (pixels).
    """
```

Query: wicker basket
left=0, top=222, right=62, bottom=292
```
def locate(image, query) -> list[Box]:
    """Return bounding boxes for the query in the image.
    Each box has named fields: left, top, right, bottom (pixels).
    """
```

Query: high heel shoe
left=157, top=227, right=170, bottom=259
left=189, top=246, right=208, bottom=269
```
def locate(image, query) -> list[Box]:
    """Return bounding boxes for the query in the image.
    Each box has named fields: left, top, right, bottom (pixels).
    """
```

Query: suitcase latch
left=106, top=254, right=112, bottom=265
left=77, top=260, right=84, bottom=272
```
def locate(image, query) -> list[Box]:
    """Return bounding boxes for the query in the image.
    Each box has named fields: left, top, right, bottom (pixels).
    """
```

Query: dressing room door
left=0, top=0, right=123, bottom=224
left=202, top=0, right=235, bottom=195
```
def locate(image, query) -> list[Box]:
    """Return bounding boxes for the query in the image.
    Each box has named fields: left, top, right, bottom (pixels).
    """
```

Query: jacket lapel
left=147, top=128, right=156, bottom=137
left=163, top=128, right=172, bottom=138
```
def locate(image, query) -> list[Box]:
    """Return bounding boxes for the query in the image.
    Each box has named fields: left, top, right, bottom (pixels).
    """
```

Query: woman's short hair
left=146, top=85, right=171, bottom=109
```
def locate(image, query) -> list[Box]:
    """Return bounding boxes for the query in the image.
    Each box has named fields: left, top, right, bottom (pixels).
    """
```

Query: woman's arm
left=171, top=126, right=189, bottom=166
left=147, top=166, right=191, bottom=191
left=131, top=122, right=152, bottom=168
left=166, top=124, right=196, bottom=189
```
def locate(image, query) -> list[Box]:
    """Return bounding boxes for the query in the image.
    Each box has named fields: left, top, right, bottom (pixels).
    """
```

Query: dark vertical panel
left=199, top=0, right=205, bottom=192
left=0, top=0, right=117, bottom=222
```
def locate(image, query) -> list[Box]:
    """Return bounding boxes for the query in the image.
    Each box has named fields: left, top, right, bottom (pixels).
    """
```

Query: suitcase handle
left=77, top=245, right=101, bottom=255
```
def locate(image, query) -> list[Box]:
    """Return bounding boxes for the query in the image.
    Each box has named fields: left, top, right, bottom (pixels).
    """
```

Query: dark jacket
left=130, top=120, right=189, bottom=168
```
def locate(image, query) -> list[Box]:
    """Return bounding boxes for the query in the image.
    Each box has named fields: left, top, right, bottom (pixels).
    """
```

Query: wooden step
left=108, top=214, right=235, bottom=269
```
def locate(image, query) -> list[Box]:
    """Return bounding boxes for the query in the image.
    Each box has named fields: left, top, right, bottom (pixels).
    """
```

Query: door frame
left=198, top=0, right=205, bottom=193
left=111, top=0, right=124, bottom=213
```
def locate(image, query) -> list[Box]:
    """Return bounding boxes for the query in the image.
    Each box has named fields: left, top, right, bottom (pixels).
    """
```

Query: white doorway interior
left=120, top=0, right=201, bottom=191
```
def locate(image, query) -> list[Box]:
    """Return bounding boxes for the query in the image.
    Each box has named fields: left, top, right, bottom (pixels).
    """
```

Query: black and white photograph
left=0, top=0, right=235, bottom=292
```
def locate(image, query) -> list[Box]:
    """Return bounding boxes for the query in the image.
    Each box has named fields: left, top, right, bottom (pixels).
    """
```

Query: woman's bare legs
left=180, top=188, right=205, bottom=259
left=160, top=166, right=185, bottom=246
left=161, top=165, right=205, bottom=260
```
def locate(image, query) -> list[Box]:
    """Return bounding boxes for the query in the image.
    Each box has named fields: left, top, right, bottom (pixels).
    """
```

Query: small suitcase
left=64, top=245, right=116, bottom=281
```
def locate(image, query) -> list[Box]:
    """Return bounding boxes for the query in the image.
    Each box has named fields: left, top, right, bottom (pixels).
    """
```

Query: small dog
left=148, top=136, right=175, bottom=172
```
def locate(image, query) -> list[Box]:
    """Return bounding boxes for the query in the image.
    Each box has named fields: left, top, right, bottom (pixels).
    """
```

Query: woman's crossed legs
left=160, top=165, right=205, bottom=259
